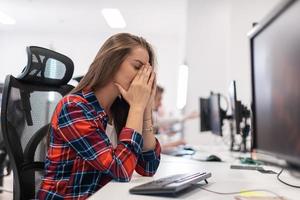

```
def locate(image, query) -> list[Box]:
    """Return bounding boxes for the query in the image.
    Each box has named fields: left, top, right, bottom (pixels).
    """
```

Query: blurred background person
left=153, top=85, right=199, bottom=153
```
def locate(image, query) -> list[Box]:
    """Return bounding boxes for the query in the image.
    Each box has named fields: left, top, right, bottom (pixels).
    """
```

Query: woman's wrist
left=144, top=107, right=152, bottom=118
left=143, top=126, right=154, bottom=132
left=130, top=105, right=145, bottom=114
left=143, top=116, right=153, bottom=132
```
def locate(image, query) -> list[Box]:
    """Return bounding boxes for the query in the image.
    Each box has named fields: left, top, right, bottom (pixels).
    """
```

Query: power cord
left=194, top=184, right=283, bottom=199
left=277, top=168, right=300, bottom=188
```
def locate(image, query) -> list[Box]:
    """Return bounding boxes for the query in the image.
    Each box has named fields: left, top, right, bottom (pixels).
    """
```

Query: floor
left=0, top=173, right=13, bottom=200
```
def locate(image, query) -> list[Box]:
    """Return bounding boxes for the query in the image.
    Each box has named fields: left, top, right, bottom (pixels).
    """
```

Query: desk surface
left=88, top=154, right=299, bottom=200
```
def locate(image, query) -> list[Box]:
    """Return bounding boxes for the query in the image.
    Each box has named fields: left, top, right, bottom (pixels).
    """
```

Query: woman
left=37, top=33, right=161, bottom=199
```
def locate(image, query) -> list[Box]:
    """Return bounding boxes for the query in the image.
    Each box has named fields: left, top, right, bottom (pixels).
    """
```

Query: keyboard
left=129, top=172, right=212, bottom=195
left=163, top=146, right=196, bottom=156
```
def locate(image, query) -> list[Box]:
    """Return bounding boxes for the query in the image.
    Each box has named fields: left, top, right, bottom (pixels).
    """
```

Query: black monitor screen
left=250, top=0, right=300, bottom=168
left=209, top=93, right=222, bottom=136
left=200, top=98, right=210, bottom=132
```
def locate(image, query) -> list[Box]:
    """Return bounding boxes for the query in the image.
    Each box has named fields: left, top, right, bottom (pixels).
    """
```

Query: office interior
left=0, top=0, right=299, bottom=199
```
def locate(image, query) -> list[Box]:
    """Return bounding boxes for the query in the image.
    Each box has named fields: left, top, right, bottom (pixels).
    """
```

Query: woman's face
left=114, top=47, right=150, bottom=91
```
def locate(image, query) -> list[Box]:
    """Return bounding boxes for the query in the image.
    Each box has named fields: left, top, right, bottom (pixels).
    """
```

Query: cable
left=195, top=184, right=283, bottom=199
left=277, top=168, right=300, bottom=188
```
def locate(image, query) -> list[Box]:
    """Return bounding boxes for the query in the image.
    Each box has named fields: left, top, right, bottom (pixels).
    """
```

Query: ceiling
left=0, top=0, right=187, bottom=35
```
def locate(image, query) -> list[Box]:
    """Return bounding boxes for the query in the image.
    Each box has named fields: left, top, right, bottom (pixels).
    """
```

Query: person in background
left=153, top=85, right=198, bottom=153
left=37, top=33, right=161, bottom=200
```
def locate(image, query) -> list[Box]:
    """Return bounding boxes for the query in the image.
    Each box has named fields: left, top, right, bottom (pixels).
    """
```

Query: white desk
left=88, top=154, right=300, bottom=200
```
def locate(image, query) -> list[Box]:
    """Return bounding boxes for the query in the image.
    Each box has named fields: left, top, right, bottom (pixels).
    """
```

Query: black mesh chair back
left=1, top=46, right=74, bottom=200
left=0, top=83, right=9, bottom=190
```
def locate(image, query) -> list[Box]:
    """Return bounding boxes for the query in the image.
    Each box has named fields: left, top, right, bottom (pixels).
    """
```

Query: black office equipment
left=199, top=98, right=210, bottom=132
left=0, top=83, right=8, bottom=192
left=209, top=93, right=223, bottom=136
left=1, top=46, right=74, bottom=200
left=230, top=164, right=264, bottom=171
left=199, top=92, right=229, bottom=136
left=228, top=81, right=250, bottom=152
left=249, top=0, right=300, bottom=172
left=129, top=172, right=211, bottom=195
left=228, top=81, right=241, bottom=136
left=206, top=154, right=222, bottom=162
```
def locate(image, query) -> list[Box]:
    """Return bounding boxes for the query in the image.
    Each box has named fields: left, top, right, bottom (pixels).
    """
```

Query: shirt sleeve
left=56, top=101, right=144, bottom=182
left=135, top=138, right=161, bottom=176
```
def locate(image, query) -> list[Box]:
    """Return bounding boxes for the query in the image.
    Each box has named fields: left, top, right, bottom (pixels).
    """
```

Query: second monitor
left=199, top=92, right=227, bottom=136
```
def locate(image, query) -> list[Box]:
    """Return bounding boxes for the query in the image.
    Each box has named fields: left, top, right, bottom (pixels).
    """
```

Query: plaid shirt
left=37, top=89, right=161, bottom=200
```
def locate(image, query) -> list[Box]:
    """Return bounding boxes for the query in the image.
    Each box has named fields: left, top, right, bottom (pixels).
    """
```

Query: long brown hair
left=72, top=33, right=156, bottom=134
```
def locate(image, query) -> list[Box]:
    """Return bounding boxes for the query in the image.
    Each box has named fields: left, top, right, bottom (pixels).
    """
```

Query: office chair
left=0, top=46, right=74, bottom=200
left=0, top=83, right=11, bottom=191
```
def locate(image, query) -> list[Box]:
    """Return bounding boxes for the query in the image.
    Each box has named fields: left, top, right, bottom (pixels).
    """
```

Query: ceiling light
left=0, top=11, right=16, bottom=25
left=101, top=8, right=126, bottom=29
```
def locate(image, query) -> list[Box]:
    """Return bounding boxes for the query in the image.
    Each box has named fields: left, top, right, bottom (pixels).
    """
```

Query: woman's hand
left=183, top=111, right=199, bottom=122
left=144, top=67, right=156, bottom=119
left=115, top=65, right=155, bottom=111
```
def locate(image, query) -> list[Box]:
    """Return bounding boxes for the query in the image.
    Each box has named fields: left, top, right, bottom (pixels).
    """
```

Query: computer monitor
left=249, top=0, right=300, bottom=170
left=199, top=98, right=210, bottom=132
left=209, top=93, right=222, bottom=136
left=228, top=80, right=241, bottom=135
left=0, top=84, right=3, bottom=102
left=199, top=93, right=223, bottom=136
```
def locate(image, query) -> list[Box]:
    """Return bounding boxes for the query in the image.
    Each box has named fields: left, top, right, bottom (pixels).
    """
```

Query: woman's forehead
left=128, top=47, right=149, bottom=64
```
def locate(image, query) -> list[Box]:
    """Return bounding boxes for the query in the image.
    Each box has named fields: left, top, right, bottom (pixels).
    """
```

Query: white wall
left=0, top=0, right=188, bottom=114
left=0, top=0, right=285, bottom=144
left=0, top=28, right=186, bottom=114
left=184, top=0, right=282, bottom=145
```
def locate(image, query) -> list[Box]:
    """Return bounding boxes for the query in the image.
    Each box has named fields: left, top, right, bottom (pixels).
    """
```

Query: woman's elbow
left=112, top=168, right=135, bottom=182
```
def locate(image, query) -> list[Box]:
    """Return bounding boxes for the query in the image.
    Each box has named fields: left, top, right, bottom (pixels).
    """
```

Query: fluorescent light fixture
left=101, top=8, right=126, bottom=29
left=0, top=11, right=16, bottom=25
left=176, top=64, right=189, bottom=110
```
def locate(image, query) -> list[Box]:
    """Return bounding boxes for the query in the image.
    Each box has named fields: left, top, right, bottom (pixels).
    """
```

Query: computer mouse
left=183, top=146, right=195, bottom=151
left=206, top=154, right=222, bottom=162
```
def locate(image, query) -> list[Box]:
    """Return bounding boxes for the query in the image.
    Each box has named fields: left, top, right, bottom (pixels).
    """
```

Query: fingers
left=132, top=64, right=150, bottom=84
left=152, top=76, right=157, bottom=95
left=114, top=82, right=127, bottom=97
left=133, top=67, right=144, bottom=82
left=141, top=64, right=152, bottom=83
left=148, top=71, right=156, bottom=87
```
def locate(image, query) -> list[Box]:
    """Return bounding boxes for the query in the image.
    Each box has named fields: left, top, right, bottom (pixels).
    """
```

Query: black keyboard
left=129, top=172, right=212, bottom=195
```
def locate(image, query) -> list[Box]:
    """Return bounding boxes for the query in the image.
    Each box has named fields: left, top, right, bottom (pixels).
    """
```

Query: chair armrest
left=21, top=161, right=44, bottom=172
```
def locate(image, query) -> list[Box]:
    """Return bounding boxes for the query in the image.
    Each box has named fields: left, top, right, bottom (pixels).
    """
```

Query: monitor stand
left=241, top=122, right=250, bottom=153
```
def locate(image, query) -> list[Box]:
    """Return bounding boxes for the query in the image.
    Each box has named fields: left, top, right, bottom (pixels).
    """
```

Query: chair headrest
left=17, top=46, right=74, bottom=86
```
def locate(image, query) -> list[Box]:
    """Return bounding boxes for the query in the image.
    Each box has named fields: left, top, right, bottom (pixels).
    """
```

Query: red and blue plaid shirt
left=37, top=89, right=161, bottom=200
